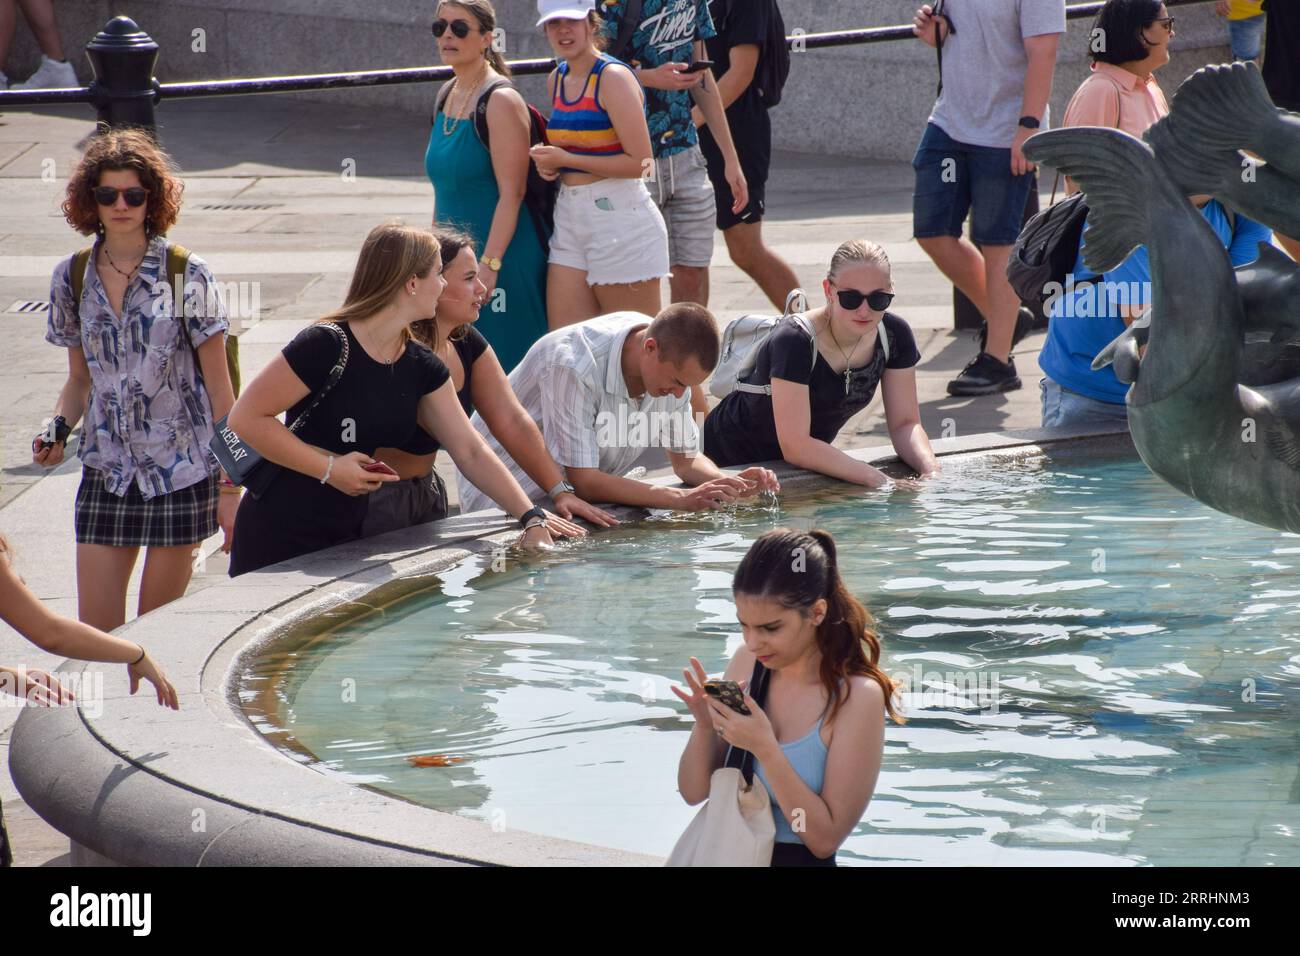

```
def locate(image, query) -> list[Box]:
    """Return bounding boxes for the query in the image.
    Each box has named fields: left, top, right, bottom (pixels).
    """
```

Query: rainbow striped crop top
left=547, top=54, right=630, bottom=173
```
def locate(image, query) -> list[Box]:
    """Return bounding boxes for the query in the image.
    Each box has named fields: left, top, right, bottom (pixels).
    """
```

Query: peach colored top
left=1059, top=62, right=1170, bottom=194
left=1063, top=62, right=1170, bottom=136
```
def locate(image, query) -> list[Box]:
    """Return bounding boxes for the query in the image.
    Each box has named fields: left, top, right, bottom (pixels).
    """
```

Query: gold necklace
left=822, top=313, right=869, bottom=398
left=360, top=324, right=403, bottom=366
left=442, top=66, right=490, bottom=136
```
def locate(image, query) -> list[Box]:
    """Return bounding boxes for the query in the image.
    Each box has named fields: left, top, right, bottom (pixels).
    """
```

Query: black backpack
left=711, top=0, right=791, bottom=109
left=608, top=0, right=644, bottom=61
left=434, top=76, right=558, bottom=254
left=1006, top=191, right=1093, bottom=312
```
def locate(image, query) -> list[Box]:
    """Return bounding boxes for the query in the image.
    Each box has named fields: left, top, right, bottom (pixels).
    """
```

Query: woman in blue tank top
left=673, top=528, right=904, bottom=866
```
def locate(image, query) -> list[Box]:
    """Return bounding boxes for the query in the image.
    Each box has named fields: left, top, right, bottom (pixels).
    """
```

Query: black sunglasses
left=432, top=18, right=474, bottom=39
left=92, top=186, right=149, bottom=207
left=834, top=287, right=895, bottom=312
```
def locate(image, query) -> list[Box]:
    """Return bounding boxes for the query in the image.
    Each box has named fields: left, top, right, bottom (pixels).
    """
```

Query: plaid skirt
left=74, top=467, right=219, bottom=547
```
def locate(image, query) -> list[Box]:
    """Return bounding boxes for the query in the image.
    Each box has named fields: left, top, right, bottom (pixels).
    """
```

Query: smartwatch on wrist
left=547, top=480, right=575, bottom=500
left=1018, top=115, right=1041, bottom=130
left=518, top=505, right=547, bottom=529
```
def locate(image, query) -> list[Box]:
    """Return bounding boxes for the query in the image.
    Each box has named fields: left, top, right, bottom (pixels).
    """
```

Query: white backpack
left=709, top=289, right=890, bottom=399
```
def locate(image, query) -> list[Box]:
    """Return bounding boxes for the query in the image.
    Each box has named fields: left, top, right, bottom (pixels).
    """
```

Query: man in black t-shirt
left=696, top=0, right=801, bottom=311
left=1262, top=0, right=1299, bottom=112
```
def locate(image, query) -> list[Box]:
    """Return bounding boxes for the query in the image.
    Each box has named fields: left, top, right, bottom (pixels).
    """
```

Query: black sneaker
left=977, top=306, right=1037, bottom=354
left=947, top=352, right=1022, bottom=396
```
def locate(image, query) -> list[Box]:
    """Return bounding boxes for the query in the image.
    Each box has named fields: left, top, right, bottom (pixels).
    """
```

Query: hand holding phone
left=362, top=460, right=399, bottom=477
left=703, top=679, right=750, bottom=715
left=682, top=59, right=714, bottom=75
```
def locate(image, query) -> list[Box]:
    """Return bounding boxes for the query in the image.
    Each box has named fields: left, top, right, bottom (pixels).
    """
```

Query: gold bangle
left=219, top=486, right=242, bottom=496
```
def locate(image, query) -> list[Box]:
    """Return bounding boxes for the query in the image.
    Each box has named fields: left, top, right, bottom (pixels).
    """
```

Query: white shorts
left=549, top=178, right=671, bottom=286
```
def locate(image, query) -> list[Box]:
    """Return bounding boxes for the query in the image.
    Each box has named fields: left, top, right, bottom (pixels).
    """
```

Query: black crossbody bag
left=209, top=322, right=349, bottom=500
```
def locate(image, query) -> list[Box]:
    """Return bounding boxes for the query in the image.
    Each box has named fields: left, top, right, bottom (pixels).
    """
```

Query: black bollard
left=85, top=17, right=160, bottom=133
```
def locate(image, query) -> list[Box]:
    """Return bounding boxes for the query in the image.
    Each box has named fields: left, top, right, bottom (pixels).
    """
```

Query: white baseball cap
left=536, top=0, right=596, bottom=27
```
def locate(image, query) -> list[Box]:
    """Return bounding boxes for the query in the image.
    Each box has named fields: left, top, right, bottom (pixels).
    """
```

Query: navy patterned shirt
left=46, top=235, right=229, bottom=499
left=599, top=0, right=716, bottom=158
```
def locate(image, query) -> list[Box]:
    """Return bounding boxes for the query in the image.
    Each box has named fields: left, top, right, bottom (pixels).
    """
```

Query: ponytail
left=733, top=528, right=903, bottom=726
left=486, top=45, right=511, bottom=78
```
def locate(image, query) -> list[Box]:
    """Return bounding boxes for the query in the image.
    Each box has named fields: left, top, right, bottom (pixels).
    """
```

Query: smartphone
left=682, top=60, right=714, bottom=74
left=363, top=461, right=399, bottom=477
left=703, top=679, right=750, bottom=715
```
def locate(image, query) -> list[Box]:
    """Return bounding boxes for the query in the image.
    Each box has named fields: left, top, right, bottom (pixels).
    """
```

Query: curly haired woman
left=34, top=129, right=237, bottom=631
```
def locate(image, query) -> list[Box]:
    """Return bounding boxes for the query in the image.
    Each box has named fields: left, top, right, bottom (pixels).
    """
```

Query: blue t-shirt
left=599, top=0, right=716, bottom=159
left=1038, top=202, right=1273, bottom=404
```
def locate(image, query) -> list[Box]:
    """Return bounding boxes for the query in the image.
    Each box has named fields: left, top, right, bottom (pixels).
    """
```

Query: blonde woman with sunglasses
left=703, top=241, right=938, bottom=485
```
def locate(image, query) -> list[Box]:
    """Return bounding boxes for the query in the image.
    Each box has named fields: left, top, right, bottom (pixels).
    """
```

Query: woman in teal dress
left=426, top=0, right=549, bottom=372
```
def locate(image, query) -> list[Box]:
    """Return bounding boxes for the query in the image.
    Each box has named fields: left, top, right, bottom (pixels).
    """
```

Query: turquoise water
left=240, top=454, right=1300, bottom=865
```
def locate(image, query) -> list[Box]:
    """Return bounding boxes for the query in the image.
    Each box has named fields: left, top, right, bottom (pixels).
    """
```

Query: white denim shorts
left=549, top=177, right=670, bottom=286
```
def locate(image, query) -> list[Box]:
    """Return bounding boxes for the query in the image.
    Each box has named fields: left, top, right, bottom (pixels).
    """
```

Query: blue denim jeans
left=911, top=122, right=1035, bottom=246
left=1228, top=15, right=1265, bottom=61
left=1040, top=377, right=1130, bottom=429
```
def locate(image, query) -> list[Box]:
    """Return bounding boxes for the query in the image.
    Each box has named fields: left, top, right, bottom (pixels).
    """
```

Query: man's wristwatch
left=482, top=256, right=503, bottom=273
left=547, top=480, right=575, bottom=500
left=1018, top=115, right=1041, bottom=130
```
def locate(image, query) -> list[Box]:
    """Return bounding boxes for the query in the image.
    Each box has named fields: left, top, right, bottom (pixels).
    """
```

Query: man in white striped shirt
left=456, top=304, right=779, bottom=514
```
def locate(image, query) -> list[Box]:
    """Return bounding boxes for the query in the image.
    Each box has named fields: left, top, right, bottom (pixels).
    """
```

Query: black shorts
left=359, top=470, right=449, bottom=539
left=74, top=466, right=218, bottom=548
left=770, top=841, right=837, bottom=867
left=699, top=107, right=771, bottom=231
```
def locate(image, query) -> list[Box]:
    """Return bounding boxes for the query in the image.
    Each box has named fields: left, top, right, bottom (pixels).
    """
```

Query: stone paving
left=0, top=94, right=1053, bottom=865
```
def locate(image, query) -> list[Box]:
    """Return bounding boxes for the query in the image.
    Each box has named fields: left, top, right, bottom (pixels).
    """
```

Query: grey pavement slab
left=0, top=94, right=1052, bottom=865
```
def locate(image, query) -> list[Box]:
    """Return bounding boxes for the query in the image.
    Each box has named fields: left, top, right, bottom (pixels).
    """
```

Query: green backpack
left=70, top=242, right=241, bottom=396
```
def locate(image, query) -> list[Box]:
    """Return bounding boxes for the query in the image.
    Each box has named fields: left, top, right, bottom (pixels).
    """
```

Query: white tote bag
left=667, top=663, right=775, bottom=867
left=666, top=766, right=776, bottom=867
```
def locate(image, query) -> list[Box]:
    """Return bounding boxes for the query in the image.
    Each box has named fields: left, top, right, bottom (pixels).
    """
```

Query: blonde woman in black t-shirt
left=703, top=240, right=940, bottom=485
left=363, top=226, right=618, bottom=538
left=226, top=223, right=560, bottom=575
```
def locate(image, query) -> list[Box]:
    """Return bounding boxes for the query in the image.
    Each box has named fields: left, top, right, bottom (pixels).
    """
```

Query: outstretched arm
left=0, top=555, right=179, bottom=708
left=771, top=378, right=891, bottom=486
left=881, top=368, right=939, bottom=476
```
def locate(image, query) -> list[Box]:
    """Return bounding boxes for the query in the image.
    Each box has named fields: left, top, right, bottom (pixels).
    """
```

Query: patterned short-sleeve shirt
left=599, top=0, right=717, bottom=159
left=46, top=235, right=229, bottom=499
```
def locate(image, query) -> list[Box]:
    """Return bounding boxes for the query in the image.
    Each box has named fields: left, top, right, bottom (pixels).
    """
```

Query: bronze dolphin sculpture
left=1023, top=63, right=1300, bottom=533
